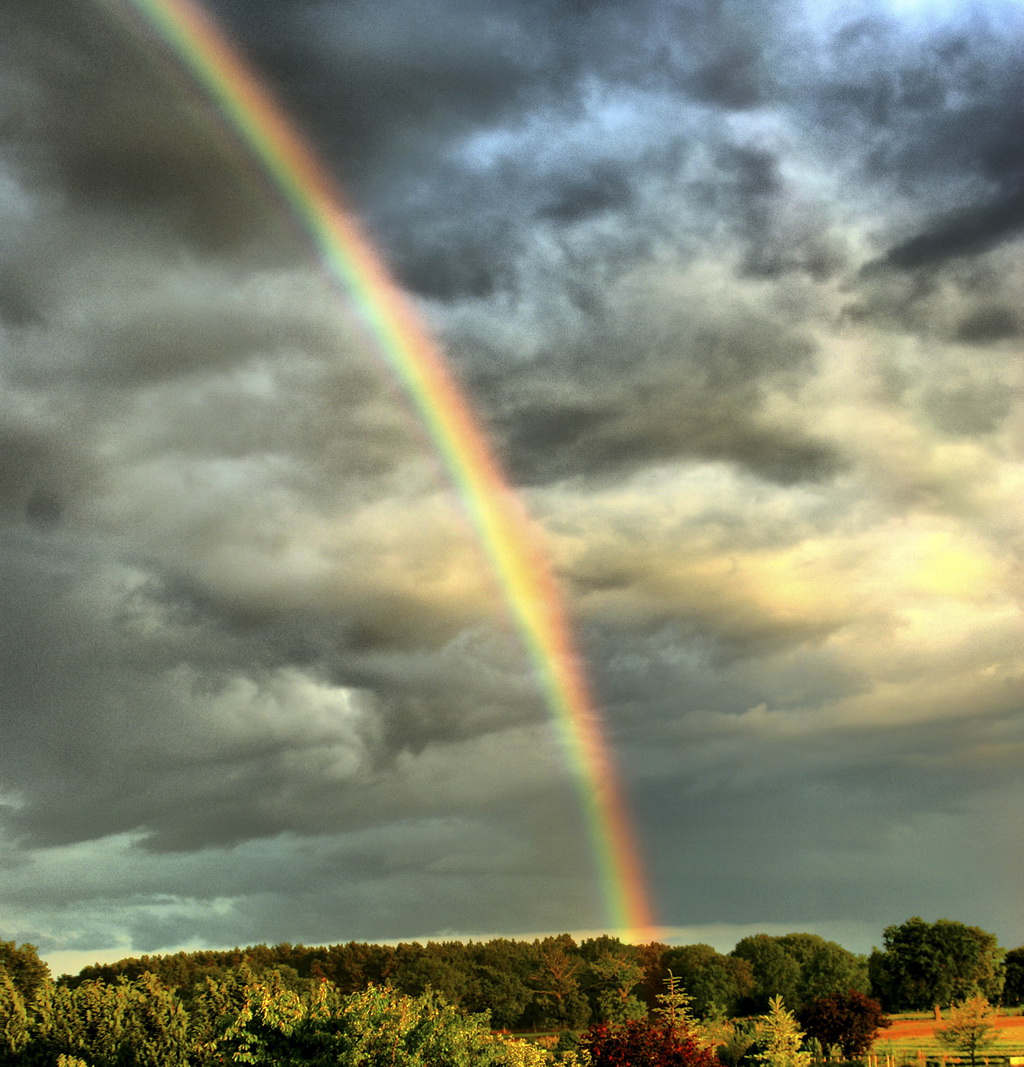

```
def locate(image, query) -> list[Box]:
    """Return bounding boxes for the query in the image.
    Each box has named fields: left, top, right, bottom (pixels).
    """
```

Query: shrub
left=579, top=1019, right=722, bottom=1067
left=935, top=995, right=998, bottom=1067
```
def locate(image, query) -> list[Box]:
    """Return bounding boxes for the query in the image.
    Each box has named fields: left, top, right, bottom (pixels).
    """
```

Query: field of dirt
left=886, top=1014, right=1024, bottom=1043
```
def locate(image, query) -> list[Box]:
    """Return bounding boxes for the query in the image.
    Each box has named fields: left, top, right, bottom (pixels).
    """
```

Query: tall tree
left=775, top=935, right=869, bottom=1008
left=0, top=972, right=30, bottom=1058
left=390, top=941, right=471, bottom=1005
left=1002, top=947, right=1024, bottom=1006
left=663, top=945, right=753, bottom=1018
left=0, top=942, right=50, bottom=1002
left=529, top=937, right=590, bottom=1030
left=581, top=937, right=646, bottom=1024
left=463, top=939, right=534, bottom=1030
left=871, top=919, right=1004, bottom=1014
left=732, top=937, right=800, bottom=1014
left=45, top=973, right=190, bottom=1067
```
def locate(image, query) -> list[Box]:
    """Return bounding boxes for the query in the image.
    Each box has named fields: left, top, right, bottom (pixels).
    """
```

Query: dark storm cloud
left=0, top=424, right=93, bottom=528
left=4, top=0, right=1024, bottom=967
left=202, top=0, right=789, bottom=301
left=955, top=304, right=1021, bottom=344
left=0, top=0, right=306, bottom=260
left=0, top=0, right=555, bottom=872
left=207, top=0, right=706, bottom=169
left=501, top=389, right=840, bottom=487
left=638, top=763, right=1007, bottom=928
left=0, top=536, right=540, bottom=855
left=537, top=165, right=635, bottom=224
left=472, top=275, right=843, bottom=488
left=882, top=189, right=1024, bottom=270
left=190, top=0, right=856, bottom=499
left=801, top=4, right=1024, bottom=278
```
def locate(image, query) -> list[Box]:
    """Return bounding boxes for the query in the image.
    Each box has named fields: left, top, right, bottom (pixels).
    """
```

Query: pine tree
left=756, top=996, right=811, bottom=1067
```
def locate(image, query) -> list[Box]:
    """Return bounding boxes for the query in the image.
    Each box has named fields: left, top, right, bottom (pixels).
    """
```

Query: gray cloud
left=882, top=190, right=1024, bottom=270
left=2, top=0, right=1024, bottom=968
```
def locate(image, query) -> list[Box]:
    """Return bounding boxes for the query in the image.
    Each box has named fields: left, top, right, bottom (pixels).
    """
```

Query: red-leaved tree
left=798, top=990, right=890, bottom=1058
left=579, top=1020, right=722, bottom=1067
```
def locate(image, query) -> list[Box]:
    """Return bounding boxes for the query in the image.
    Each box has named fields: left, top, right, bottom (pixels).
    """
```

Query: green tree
left=125, top=972, right=191, bottom=1067
left=0, top=942, right=50, bottom=1003
left=194, top=973, right=511, bottom=1067
left=755, top=996, right=810, bottom=1067
left=0, top=972, right=30, bottom=1058
left=390, top=941, right=472, bottom=1005
left=463, top=939, right=535, bottom=1031
left=466, top=965, right=532, bottom=1030
left=1003, top=947, right=1024, bottom=1006
left=776, top=936, right=869, bottom=1008
left=655, top=973, right=700, bottom=1038
left=529, top=938, right=590, bottom=1030
left=186, top=963, right=266, bottom=1060
left=315, top=941, right=397, bottom=993
left=662, top=945, right=754, bottom=1019
left=44, top=973, right=190, bottom=1067
left=936, top=996, right=998, bottom=1067
left=870, top=919, right=1004, bottom=1014
left=45, top=981, right=125, bottom=1066
left=210, top=973, right=305, bottom=1065
left=581, top=938, right=646, bottom=1024
left=732, top=938, right=801, bottom=1014
left=717, top=1019, right=758, bottom=1067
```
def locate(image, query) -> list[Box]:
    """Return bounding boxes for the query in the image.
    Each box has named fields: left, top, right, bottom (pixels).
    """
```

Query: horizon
left=37, top=916, right=1009, bottom=981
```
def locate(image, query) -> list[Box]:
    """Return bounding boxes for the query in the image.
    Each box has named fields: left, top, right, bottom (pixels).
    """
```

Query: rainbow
left=115, top=0, right=657, bottom=941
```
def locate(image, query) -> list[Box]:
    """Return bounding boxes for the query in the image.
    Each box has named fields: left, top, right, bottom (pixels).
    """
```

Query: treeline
left=54, top=932, right=871, bottom=1030
left=0, top=949, right=883, bottom=1067
left=0, top=916, right=1020, bottom=1062
left=21, top=917, right=1023, bottom=1023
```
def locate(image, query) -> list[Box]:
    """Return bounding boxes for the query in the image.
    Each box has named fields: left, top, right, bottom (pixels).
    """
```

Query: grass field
left=867, top=1012, right=1024, bottom=1066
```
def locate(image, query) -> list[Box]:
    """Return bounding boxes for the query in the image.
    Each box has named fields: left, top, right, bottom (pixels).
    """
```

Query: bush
left=579, top=1019, right=722, bottom=1067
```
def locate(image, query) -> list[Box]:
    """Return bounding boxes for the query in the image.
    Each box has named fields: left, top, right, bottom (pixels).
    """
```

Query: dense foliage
left=868, top=919, right=1004, bottom=1013
left=578, top=974, right=722, bottom=1067
left=0, top=917, right=1019, bottom=1067
left=59, top=936, right=655, bottom=1033
left=0, top=964, right=587, bottom=1067
left=797, top=991, right=889, bottom=1057
left=1003, top=947, right=1024, bottom=1006
left=59, top=932, right=875, bottom=1029
left=730, top=936, right=868, bottom=1014
left=579, top=1020, right=720, bottom=1067
left=661, top=946, right=754, bottom=1018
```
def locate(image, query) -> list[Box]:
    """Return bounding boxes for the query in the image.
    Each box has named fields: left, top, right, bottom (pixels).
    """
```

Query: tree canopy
left=730, top=935, right=866, bottom=1013
left=869, top=918, right=1004, bottom=1013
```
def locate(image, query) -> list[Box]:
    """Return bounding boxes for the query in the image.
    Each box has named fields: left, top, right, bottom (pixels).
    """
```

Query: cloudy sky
left=2, top=0, right=1023, bottom=975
